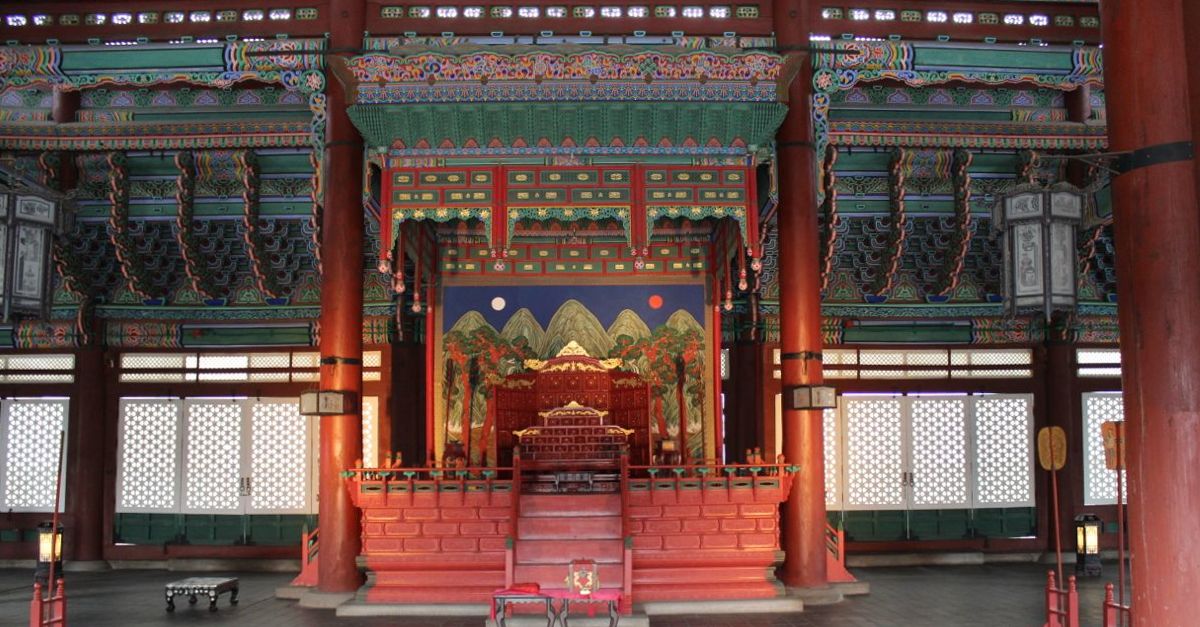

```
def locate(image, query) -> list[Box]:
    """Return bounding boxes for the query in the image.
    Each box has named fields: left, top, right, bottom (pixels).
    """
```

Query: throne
left=494, top=341, right=652, bottom=467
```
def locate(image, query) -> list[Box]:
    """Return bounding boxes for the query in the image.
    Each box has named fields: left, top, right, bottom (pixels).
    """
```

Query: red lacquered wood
left=1102, top=1, right=1200, bottom=625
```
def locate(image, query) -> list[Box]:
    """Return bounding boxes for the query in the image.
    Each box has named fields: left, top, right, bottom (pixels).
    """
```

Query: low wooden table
left=557, top=589, right=621, bottom=626
left=491, top=589, right=556, bottom=627
left=491, top=588, right=621, bottom=627
left=165, top=577, right=239, bottom=612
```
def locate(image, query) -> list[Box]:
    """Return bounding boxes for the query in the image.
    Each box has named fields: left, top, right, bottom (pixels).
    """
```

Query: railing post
left=1066, top=576, right=1079, bottom=627
left=1046, top=571, right=1059, bottom=627
left=30, top=583, right=42, bottom=627
left=55, top=580, right=66, bottom=627
left=1104, top=583, right=1116, bottom=627
left=507, top=448, right=522, bottom=589
left=620, top=447, right=632, bottom=614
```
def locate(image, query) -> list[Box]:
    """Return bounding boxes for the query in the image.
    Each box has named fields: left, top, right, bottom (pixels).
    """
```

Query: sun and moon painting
left=438, top=283, right=714, bottom=465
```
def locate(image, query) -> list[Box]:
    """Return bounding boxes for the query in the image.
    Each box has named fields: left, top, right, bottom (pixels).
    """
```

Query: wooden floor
left=1, top=562, right=1126, bottom=626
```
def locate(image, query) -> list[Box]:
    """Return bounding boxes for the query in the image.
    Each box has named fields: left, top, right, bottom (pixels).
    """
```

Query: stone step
left=515, top=538, right=624, bottom=564
left=517, top=515, right=622, bottom=540
left=519, top=493, right=620, bottom=517
left=511, top=563, right=625, bottom=589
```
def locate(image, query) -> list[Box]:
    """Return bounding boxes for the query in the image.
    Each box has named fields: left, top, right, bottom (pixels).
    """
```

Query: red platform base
left=347, top=465, right=796, bottom=607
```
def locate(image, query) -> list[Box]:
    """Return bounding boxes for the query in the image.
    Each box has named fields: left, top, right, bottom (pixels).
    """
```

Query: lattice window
left=1, top=399, right=68, bottom=511
left=1077, top=349, right=1121, bottom=378
left=183, top=401, right=242, bottom=513
left=1083, top=392, right=1125, bottom=506
left=250, top=401, right=309, bottom=512
left=974, top=395, right=1034, bottom=507
left=910, top=398, right=970, bottom=508
left=118, top=350, right=383, bottom=382
left=0, top=354, right=75, bottom=383
left=844, top=398, right=905, bottom=509
left=118, top=399, right=180, bottom=512
left=823, top=407, right=840, bottom=509
left=362, top=396, right=379, bottom=468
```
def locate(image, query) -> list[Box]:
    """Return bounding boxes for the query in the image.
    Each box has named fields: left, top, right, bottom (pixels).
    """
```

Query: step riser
left=512, top=563, right=625, bottom=589
left=515, top=539, right=624, bottom=564
left=518, top=516, right=622, bottom=540
left=519, top=494, right=621, bottom=517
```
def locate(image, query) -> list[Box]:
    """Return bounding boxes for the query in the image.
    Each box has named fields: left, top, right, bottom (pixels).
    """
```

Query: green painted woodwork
left=124, top=153, right=312, bottom=176
left=180, top=325, right=311, bottom=347
left=0, top=528, right=38, bottom=542
left=1095, top=185, right=1112, bottom=218
left=832, top=86, right=1063, bottom=109
left=61, top=47, right=226, bottom=72
left=842, top=323, right=973, bottom=343
left=908, top=509, right=972, bottom=540
left=836, top=199, right=959, bottom=215
left=77, top=200, right=313, bottom=219
left=114, top=513, right=316, bottom=546
left=830, top=507, right=1035, bottom=542
left=968, top=153, right=1022, bottom=173
left=912, top=46, right=1075, bottom=72
left=831, top=109, right=1013, bottom=122
left=133, top=109, right=310, bottom=123
left=839, top=510, right=908, bottom=541
left=973, top=508, right=1038, bottom=538
left=835, top=151, right=1020, bottom=175
left=349, top=102, right=788, bottom=149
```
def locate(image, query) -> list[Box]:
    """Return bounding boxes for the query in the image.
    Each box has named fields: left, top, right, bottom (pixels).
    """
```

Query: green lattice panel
left=908, top=509, right=972, bottom=540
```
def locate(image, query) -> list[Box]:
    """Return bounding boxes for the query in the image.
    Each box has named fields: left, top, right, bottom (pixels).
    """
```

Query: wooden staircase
left=511, top=493, right=627, bottom=595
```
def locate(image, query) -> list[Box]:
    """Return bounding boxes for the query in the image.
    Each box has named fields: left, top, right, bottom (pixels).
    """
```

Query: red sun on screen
left=647, top=294, right=664, bottom=310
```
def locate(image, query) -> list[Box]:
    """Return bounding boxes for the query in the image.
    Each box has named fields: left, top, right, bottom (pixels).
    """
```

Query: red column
left=1102, top=1, right=1200, bottom=624
left=1040, top=332, right=1079, bottom=564
left=67, top=346, right=105, bottom=562
left=317, top=0, right=366, bottom=595
left=51, top=86, right=101, bottom=563
left=1188, top=4, right=1200, bottom=195
left=773, top=0, right=828, bottom=589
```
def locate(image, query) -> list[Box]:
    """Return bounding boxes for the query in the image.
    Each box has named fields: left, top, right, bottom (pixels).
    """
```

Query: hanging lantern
left=35, top=521, right=63, bottom=586
left=1074, top=513, right=1102, bottom=577
left=993, top=183, right=1084, bottom=319
left=0, top=165, right=71, bottom=323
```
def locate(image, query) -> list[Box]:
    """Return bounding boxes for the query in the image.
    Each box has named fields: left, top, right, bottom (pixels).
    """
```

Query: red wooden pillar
left=1040, top=332, right=1079, bottom=562
left=1102, top=1, right=1200, bottom=624
left=68, top=347, right=106, bottom=563
left=1187, top=3, right=1200, bottom=196
left=316, top=0, right=366, bottom=595
left=773, top=0, right=828, bottom=589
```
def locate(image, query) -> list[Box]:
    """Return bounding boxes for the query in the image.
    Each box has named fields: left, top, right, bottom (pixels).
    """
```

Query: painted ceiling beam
left=813, top=0, right=1099, bottom=45
left=1, top=1, right=1099, bottom=45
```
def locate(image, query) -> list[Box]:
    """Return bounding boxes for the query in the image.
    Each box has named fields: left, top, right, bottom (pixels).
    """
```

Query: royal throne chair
left=494, top=341, right=652, bottom=469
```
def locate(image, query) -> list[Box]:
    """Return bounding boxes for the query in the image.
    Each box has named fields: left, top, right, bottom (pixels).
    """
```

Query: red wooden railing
left=1103, top=583, right=1132, bottom=627
left=618, top=448, right=633, bottom=614
left=505, top=451, right=523, bottom=588
left=290, top=527, right=319, bottom=587
left=1044, top=571, right=1079, bottom=627
left=825, top=522, right=858, bottom=583
left=29, top=581, right=66, bottom=627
